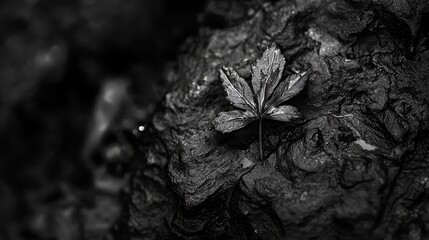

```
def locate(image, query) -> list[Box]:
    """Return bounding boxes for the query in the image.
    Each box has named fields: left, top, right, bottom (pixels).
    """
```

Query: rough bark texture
left=124, top=0, right=429, bottom=239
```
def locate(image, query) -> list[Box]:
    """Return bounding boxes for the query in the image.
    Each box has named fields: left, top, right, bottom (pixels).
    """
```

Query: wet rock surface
left=126, top=0, right=429, bottom=239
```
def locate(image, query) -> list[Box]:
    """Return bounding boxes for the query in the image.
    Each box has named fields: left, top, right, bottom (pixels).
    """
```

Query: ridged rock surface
left=124, top=0, right=429, bottom=239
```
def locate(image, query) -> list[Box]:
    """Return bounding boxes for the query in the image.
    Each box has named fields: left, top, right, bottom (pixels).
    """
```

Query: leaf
left=213, top=110, right=256, bottom=133
left=251, top=46, right=285, bottom=110
left=214, top=45, right=310, bottom=163
left=214, top=45, right=310, bottom=134
left=265, top=105, right=302, bottom=122
left=266, top=69, right=311, bottom=111
left=220, top=67, right=256, bottom=113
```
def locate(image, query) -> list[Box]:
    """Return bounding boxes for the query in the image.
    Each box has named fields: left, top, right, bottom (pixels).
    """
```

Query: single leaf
left=251, top=46, right=285, bottom=110
left=266, top=69, right=311, bottom=110
left=214, top=45, right=309, bottom=133
left=214, top=45, right=310, bottom=163
left=213, top=110, right=256, bottom=133
left=265, top=105, right=302, bottom=122
left=220, top=67, right=256, bottom=113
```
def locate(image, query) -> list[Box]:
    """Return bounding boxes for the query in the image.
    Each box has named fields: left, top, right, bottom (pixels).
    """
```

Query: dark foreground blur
left=0, top=0, right=205, bottom=239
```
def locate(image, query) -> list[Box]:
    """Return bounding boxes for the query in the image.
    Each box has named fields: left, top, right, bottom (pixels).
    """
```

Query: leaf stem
left=259, top=118, right=263, bottom=162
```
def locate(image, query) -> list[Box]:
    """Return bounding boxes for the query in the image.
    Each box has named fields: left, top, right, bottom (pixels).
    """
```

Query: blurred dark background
left=0, top=0, right=210, bottom=239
